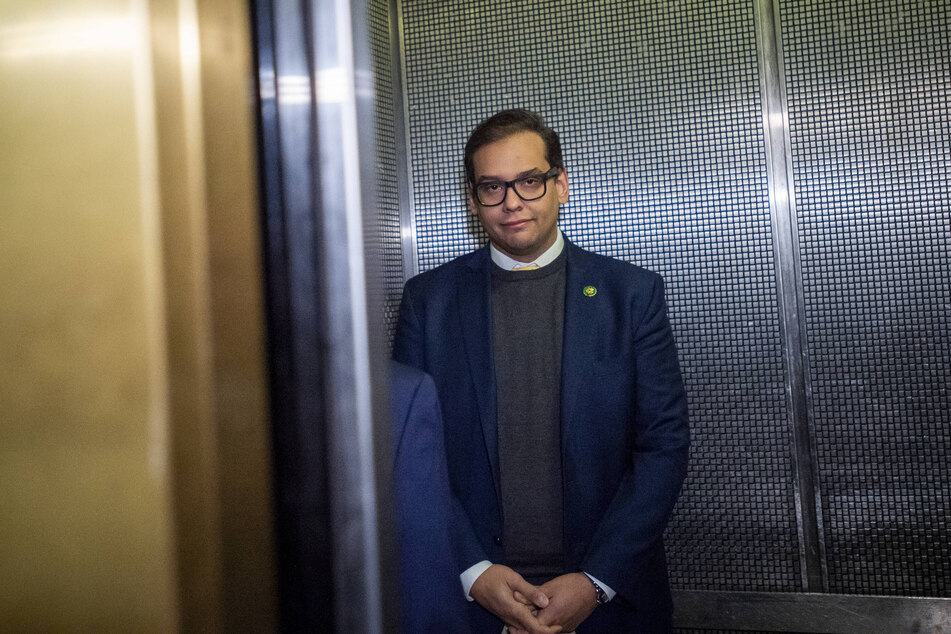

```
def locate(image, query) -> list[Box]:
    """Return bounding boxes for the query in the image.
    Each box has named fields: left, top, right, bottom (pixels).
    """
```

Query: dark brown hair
left=464, top=109, right=563, bottom=186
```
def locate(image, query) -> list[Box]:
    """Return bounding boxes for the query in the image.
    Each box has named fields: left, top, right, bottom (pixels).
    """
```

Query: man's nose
left=501, top=184, right=522, bottom=210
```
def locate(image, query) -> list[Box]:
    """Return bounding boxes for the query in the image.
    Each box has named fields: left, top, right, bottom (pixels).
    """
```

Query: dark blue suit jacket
left=393, top=239, right=689, bottom=632
left=389, top=361, right=470, bottom=633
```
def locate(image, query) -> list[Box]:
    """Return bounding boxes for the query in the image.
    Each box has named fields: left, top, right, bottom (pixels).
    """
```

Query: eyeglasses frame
left=470, top=166, right=562, bottom=207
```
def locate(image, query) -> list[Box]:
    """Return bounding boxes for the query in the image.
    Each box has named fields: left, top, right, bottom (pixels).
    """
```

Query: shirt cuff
left=460, top=560, right=493, bottom=601
left=583, top=572, right=616, bottom=602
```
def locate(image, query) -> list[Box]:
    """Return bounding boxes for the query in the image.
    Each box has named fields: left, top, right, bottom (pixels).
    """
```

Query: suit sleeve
left=392, top=278, right=493, bottom=575
left=582, top=275, right=690, bottom=602
left=391, top=367, right=471, bottom=633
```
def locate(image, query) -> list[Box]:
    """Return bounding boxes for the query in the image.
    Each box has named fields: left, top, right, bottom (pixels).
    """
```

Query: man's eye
left=481, top=183, right=503, bottom=192
left=520, top=177, right=541, bottom=186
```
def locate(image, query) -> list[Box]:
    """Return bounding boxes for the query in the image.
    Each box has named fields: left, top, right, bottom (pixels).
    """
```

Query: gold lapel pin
left=582, top=285, right=597, bottom=297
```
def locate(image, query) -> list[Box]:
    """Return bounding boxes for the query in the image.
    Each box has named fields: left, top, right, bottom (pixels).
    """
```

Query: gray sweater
left=491, top=248, right=567, bottom=583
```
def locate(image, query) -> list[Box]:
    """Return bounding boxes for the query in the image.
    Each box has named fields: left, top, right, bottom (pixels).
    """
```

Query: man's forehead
left=472, top=131, right=546, bottom=177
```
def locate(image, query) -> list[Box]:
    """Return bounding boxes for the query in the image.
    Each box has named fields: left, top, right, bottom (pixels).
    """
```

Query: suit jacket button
left=493, top=536, right=502, bottom=546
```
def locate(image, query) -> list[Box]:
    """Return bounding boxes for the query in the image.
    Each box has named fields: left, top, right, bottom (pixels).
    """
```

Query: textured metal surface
left=780, top=0, right=951, bottom=597
left=673, top=590, right=951, bottom=633
left=675, top=631, right=799, bottom=634
left=391, top=0, right=418, bottom=285
left=377, top=0, right=951, bottom=624
left=753, top=0, right=826, bottom=592
left=396, top=0, right=801, bottom=592
left=368, top=0, right=405, bottom=349
left=675, top=630, right=799, bottom=634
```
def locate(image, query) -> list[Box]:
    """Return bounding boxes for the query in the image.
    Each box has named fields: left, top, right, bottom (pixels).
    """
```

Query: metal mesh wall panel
left=781, top=0, right=951, bottom=596
left=368, top=0, right=403, bottom=348
left=398, top=0, right=800, bottom=591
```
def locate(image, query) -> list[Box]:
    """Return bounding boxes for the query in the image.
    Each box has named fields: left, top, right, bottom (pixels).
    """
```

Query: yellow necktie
left=512, top=263, right=539, bottom=271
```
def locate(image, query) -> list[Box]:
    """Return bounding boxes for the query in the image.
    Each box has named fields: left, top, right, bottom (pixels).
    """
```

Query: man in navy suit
left=388, top=360, right=470, bottom=633
left=393, top=109, right=689, bottom=633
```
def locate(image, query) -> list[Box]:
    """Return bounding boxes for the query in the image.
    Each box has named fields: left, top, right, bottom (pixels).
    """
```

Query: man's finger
left=508, top=605, right=563, bottom=634
left=512, top=590, right=533, bottom=606
left=509, top=618, right=562, bottom=634
left=510, top=579, right=550, bottom=609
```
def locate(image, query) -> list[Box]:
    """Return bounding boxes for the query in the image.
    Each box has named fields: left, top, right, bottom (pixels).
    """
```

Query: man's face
left=468, top=131, right=569, bottom=263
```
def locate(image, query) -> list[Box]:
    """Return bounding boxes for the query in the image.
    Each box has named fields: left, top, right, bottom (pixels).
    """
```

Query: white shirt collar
left=489, top=229, right=565, bottom=271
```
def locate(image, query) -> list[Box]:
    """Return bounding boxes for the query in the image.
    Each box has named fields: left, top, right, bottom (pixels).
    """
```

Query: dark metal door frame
left=251, top=0, right=396, bottom=630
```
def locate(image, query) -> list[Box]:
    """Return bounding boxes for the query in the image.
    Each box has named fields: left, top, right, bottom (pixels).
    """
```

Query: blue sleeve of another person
left=389, top=360, right=471, bottom=633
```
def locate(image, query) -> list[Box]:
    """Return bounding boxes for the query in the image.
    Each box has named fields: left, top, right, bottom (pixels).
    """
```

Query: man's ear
left=555, top=167, right=570, bottom=204
left=467, top=188, right=479, bottom=215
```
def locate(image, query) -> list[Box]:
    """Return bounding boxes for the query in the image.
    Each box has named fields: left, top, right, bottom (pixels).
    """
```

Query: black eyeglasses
left=472, top=167, right=561, bottom=207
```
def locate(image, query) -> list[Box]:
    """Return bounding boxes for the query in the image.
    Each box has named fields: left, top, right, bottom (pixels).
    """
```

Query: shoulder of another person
left=389, top=360, right=426, bottom=392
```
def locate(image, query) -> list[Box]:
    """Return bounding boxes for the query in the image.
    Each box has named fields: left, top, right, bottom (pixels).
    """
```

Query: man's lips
left=501, top=218, right=533, bottom=229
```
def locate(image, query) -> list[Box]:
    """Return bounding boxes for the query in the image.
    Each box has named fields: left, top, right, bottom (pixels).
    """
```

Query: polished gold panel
left=0, top=0, right=276, bottom=630
left=149, top=0, right=278, bottom=628
left=0, top=2, right=176, bottom=631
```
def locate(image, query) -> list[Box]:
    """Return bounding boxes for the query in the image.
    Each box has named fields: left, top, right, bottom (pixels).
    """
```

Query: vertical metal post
left=310, top=0, right=387, bottom=630
left=349, top=0, right=402, bottom=629
left=388, top=0, right=418, bottom=281
left=253, top=0, right=393, bottom=630
left=254, top=0, right=335, bottom=628
left=753, top=0, right=827, bottom=592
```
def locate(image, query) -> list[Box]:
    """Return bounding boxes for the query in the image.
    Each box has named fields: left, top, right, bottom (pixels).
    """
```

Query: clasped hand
left=469, top=565, right=597, bottom=634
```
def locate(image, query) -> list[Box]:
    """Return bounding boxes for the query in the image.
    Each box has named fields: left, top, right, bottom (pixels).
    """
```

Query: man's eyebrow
left=475, top=168, right=546, bottom=183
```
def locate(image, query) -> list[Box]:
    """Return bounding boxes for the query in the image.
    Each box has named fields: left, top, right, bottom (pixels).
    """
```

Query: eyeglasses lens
left=476, top=176, right=547, bottom=206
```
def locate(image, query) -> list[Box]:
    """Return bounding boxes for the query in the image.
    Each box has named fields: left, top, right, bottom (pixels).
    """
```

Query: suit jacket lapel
left=456, top=247, right=502, bottom=501
left=562, top=242, right=599, bottom=440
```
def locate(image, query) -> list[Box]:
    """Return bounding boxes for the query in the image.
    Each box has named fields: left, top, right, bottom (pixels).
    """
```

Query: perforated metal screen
left=370, top=0, right=951, bottom=603
left=368, top=0, right=403, bottom=348
left=781, top=0, right=951, bottom=596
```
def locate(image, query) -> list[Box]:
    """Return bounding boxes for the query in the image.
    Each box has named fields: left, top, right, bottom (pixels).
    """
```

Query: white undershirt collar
left=489, top=229, right=565, bottom=271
